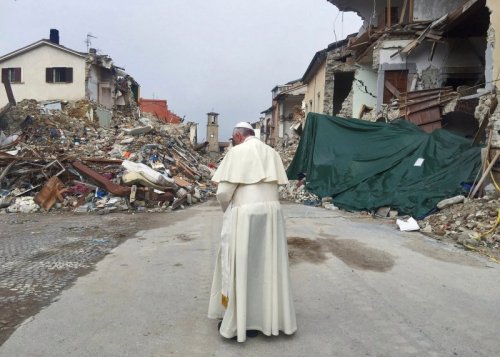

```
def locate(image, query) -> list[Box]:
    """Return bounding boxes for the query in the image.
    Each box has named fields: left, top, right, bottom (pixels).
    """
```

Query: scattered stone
left=437, top=195, right=465, bottom=209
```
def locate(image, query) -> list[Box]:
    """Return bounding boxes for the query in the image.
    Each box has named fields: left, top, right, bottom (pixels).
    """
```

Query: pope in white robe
left=208, top=122, right=297, bottom=342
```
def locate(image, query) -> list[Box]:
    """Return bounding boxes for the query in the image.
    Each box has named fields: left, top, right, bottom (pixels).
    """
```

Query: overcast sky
left=1, top=0, right=362, bottom=141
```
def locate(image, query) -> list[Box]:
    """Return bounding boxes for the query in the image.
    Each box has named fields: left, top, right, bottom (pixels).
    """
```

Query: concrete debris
left=0, top=99, right=217, bottom=214
left=6, top=197, right=40, bottom=213
left=436, top=195, right=465, bottom=209
left=420, top=196, right=500, bottom=252
left=122, top=125, right=153, bottom=136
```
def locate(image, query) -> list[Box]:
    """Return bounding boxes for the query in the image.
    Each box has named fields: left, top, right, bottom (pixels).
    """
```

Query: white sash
left=220, top=203, right=232, bottom=303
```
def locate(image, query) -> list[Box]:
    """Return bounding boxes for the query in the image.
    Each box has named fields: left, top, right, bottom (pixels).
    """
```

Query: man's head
left=232, top=122, right=255, bottom=145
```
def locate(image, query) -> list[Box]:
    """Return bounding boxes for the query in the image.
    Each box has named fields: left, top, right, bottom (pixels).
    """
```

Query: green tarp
left=287, top=113, right=482, bottom=218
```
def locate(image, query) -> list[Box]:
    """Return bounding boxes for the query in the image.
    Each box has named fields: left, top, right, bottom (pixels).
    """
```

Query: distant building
left=139, top=98, right=182, bottom=124
left=206, top=112, right=220, bottom=156
left=270, top=80, right=306, bottom=146
left=0, top=29, right=139, bottom=109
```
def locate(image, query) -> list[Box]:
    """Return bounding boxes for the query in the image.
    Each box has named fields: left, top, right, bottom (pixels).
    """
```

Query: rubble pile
left=420, top=196, right=500, bottom=252
left=360, top=104, right=401, bottom=122
left=0, top=99, right=217, bottom=214
left=275, top=135, right=321, bottom=205
left=279, top=180, right=321, bottom=206
left=276, top=137, right=299, bottom=169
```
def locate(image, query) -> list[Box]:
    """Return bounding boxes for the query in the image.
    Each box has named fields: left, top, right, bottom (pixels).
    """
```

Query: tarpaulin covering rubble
left=287, top=113, right=482, bottom=218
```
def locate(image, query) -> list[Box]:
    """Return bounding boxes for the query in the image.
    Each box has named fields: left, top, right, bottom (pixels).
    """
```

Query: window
left=46, top=67, right=73, bottom=83
left=1, top=67, right=22, bottom=83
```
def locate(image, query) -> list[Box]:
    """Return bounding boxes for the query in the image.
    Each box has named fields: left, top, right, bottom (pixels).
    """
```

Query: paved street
left=1, top=202, right=499, bottom=356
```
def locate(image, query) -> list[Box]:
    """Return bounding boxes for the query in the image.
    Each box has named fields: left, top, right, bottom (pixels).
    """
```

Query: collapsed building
left=279, top=0, right=500, bottom=256
left=325, top=0, right=497, bottom=138
left=0, top=99, right=213, bottom=214
left=0, top=29, right=139, bottom=123
left=0, top=30, right=215, bottom=214
left=266, top=80, right=307, bottom=147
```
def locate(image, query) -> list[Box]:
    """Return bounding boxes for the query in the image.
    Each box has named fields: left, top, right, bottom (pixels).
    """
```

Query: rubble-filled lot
left=0, top=211, right=178, bottom=345
left=420, top=196, right=500, bottom=262
left=0, top=99, right=221, bottom=345
left=0, top=99, right=217, bottom=215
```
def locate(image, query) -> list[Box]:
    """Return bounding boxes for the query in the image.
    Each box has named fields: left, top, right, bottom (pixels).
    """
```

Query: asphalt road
left=1, top=202, right=499, bottom=356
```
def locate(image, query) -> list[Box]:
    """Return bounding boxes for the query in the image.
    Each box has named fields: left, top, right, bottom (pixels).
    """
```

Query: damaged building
left=281, top=0, right=500, bottom=224
left=325, top=0, right=495, bottom=136
left=0, top=29, right=139, bottom=114
left=268, top=80, right=307, bottom=147
left=302, top=36, right=357, bottom=120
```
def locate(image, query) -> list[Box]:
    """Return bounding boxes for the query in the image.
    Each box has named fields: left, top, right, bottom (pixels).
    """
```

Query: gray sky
left=0, top=0, right=362, bottom=141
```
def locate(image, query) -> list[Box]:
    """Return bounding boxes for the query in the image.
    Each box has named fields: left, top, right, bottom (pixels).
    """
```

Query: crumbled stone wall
left=338, top=87, right=354, bottom=118
left=323, top=52, right=336, bottom=116
left=420, top=66, right=442, bottom=89
left=489, top=91, right=500, bottom=149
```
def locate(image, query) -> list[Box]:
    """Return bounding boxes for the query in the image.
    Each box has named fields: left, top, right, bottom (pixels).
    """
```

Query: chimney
left=49, top=29, right=59, bottom=45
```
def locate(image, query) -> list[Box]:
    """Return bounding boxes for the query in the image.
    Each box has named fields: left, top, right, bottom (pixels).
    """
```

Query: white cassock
left=208, top=136, right=297, bottom=342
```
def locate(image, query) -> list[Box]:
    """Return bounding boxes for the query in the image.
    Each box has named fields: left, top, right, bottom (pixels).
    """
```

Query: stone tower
left=206, top=112, right=219, bottom=154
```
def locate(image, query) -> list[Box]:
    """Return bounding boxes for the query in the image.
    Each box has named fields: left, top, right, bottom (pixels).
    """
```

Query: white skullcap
left=234, top=121, right=253, bottom=130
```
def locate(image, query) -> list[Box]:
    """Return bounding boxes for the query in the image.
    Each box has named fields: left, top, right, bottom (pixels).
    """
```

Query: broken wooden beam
left=72, top=161, right=131, bottom=197
left=470, top=151, right=500, bottom=198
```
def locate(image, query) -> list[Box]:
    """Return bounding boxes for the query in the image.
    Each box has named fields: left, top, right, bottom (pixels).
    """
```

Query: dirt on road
left=0, top=211, right=171, bottom=345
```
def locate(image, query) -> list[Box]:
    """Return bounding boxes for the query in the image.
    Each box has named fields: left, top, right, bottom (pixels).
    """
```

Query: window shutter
left=14, top=68, right=21, bottom=82
left=66, top=67, right=73, bottom=83
left=46, top=68, right=53, bottom=83
left=1, top=68, right=7, bottom=83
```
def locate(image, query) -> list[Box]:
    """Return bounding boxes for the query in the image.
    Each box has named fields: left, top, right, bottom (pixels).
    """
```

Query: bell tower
left=207, top=112, right=219, bottom=154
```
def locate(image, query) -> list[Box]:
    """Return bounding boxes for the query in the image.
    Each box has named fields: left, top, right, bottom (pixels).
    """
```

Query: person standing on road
left=208, top=121, right=297, bottom=342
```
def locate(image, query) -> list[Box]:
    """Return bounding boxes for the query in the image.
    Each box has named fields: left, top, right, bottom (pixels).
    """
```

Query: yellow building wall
left=304, top=60, right=326, bottom=116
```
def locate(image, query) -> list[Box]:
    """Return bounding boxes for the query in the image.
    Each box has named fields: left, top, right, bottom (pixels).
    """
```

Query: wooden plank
left=422, top=33, right=443, bottom=41
left=400, top=92, right=457, bottom=108
left=3, top=80, right=16, bottom=105
left=72, top=161, right=131, bottom=197
left=419, top=121, right=442, bottom=133
left=348, top=41, right=371, bottom=49
left=429, top=41, right=437, bottom=61
left=406, top=96, right=456, bottom=114
left=400, top=90, right=455, bottom=102
left=384, top=80, right=401, bottom=98
left=401, top=86, right=454, bottom=96
left=399, top=0, right=408, bottom=24
left=470, top=151, right=500, bottom=198
left=408, top=107, right=441, bottom=125
left=387, top=0, right=392, bottom=27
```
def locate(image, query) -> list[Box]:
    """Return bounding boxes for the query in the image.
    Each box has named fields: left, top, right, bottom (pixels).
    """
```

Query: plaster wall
left=88, top=66, right=113, bottom=109
left=87, top=67, right=99, bottom=103
left=0, top=45, right=86, bottom=106
left=352, top=66, right=378, bottom=118
left=413, top=0, right=464, bottom=21
left=304, top=60, right=326, bottom=116
left=487, top=0, right=500, bottom=83
left=378, top=38, right=485, bottom=91
left=189, top=124, right=197, bottom=145
left=207, top=124, right=219, bottom=152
